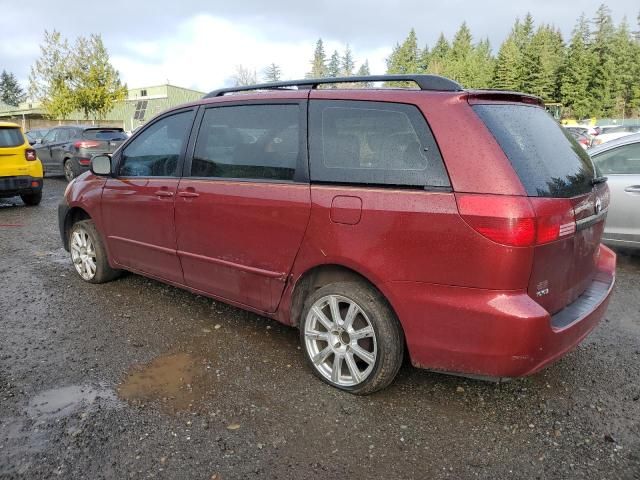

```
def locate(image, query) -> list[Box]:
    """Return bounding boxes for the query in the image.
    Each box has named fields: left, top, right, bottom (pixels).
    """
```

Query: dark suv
left=36, top=126, right=127, bottom=181
left=58, top=75, right=616, bottom=394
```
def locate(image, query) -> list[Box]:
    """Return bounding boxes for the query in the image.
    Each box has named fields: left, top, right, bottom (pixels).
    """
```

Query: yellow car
left=0, top=122, right=43, bottom=206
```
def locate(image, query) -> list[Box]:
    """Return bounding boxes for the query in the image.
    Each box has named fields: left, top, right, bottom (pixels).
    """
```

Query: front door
left=35, top=128, right=57, bottom=172
left=174, top=100, right=311, bottom=312
left=101, top=109, right=196, bottom=283
left=592, top=141, right=640, bottom=246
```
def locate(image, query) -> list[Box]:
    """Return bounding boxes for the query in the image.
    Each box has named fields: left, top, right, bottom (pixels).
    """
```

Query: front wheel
left=300, top=281, right=404, bottom=394
left=69, top=220, right=120, bottom=283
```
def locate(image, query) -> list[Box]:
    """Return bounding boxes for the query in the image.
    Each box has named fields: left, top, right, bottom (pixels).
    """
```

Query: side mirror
left=91, top=154, right=112, bottom=176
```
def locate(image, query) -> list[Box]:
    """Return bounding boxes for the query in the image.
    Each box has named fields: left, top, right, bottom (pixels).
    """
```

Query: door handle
left=154, top=190, right=174, bottom=197
left=177, top=191, right=200, bottom=198
left=624, top=185, right=640, bottom=194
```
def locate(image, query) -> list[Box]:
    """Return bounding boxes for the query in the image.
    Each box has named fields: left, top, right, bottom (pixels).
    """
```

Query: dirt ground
left=1, top=178, right=639, bottom=479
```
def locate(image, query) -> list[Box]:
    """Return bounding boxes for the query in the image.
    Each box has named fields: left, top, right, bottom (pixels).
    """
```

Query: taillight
left=74, top=140, right=101, bottom=149
left=529, top=198, right=576, bottom=244
left=25, top=149, right=37, bottom=161
left=456, top=194, right=576, bottom=247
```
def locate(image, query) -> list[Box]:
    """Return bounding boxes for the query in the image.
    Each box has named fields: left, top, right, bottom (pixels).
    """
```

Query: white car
left=591, top=125, right=640, bottom=146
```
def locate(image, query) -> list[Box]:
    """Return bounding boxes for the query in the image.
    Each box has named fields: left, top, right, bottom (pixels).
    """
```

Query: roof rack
left=203, top=74, right=463, bottom=98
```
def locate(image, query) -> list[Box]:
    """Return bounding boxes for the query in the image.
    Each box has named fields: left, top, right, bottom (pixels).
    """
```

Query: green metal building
left=0, top=84, right=204, bottom=132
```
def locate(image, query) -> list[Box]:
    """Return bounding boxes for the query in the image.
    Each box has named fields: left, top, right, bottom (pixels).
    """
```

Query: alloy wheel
left=304, top=294, right=377, bottom=387
left=70, top=227, right=97, bottom=280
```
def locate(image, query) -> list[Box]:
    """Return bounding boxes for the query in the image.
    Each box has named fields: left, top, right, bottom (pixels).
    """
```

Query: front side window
left=309, top=100, right=450, bottom=188
left=120, top=110, right=195, bottom=177
left=592, top=142, right=640, bottom=175
left=191, top=104, right=300, bottom=181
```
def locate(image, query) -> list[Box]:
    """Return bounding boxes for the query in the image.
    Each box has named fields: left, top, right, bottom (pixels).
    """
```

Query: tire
left=64, top=158, right=77, bottom=182
left=69, top=219, right=120, bottom=284
left=21, top=192, right=42, bottom=206
left=299, top=281, right=404, bottom=395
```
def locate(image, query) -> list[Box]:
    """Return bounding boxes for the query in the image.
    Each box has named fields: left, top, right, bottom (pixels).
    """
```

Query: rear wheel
left=64, top=159, right=77, bottom=182
left=21, top=192, right=42, bottom=206
left=69, top=220, right=120, bottom=283
left=300, top=281, right=404, bottom=394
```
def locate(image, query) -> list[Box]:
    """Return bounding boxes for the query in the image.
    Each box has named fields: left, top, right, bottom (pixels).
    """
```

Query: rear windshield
left=473, top=104, right=595, bottom=197
left=0, top=127, right=24, bottom=147
left=83, top=129, right=126, bottom=141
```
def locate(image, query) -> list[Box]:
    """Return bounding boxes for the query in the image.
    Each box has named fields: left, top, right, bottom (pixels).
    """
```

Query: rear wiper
left=591, top=176, right=608, bottom=185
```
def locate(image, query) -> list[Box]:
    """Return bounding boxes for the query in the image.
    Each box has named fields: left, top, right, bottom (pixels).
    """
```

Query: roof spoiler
left=466, top=90, right=544, bottom=107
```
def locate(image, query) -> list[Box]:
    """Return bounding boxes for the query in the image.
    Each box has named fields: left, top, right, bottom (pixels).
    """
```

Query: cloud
left=1, top=0, right=638, bottom=90
left=110, top=14, right=389, bottom=91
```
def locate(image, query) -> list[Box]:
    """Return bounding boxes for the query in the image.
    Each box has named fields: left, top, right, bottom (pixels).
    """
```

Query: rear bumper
left=0, top=176, right=43, bottom=198
left=386, top=244, right=616, bottom=378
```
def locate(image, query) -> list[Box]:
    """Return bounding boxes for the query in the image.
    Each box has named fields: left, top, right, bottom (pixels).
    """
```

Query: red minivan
left=58, top=75, right=616, bottom=394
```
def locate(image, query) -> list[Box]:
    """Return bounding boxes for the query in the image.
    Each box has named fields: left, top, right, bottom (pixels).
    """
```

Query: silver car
left=588, top=132, right=640, bottom=249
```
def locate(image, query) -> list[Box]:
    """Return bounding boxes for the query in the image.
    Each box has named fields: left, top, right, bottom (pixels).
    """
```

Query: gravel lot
left=1, top=178, right=639, bottom=479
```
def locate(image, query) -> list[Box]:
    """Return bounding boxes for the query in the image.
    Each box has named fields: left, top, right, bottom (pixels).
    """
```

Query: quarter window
left=191, top=104, right=301, bottom=181
left=309, top=100, right=450, bottom=188
left=119, top=110, right=195, bottom=177
left=592, top=143, right=640, bottom=175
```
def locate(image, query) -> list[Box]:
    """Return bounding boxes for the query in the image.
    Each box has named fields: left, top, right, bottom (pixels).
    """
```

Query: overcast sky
left=0, top=0, right=638, bottom=94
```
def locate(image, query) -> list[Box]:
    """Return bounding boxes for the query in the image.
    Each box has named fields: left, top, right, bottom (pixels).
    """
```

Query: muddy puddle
left=118, top=352, right=218, bottom=412
left=27, top=384, right=118, bottom=420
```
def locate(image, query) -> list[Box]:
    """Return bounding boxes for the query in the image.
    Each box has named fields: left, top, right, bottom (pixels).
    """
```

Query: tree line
left=383, top=5, right=640, bottom=118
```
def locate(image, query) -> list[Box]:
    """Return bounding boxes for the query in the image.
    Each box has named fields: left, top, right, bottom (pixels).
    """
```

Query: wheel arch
left=288, top=263, right=402, bottom=333
left=62, top=206, right=92, bottom=250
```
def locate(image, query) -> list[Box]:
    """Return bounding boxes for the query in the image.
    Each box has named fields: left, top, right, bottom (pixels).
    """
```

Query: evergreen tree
left=342, top=44, right=355, bottom=76
left=589, top=4, right=617, bottom=116
left=611, top=18, right=636, bottom=117
left=263, top=63, right=282, bottom=82
left=385, top=29, right=421, bottom=86
left=560, top=14, right=595, bottom=119
left=327, top=50, right=341, bottom=78
left=492, top=36, right=521, bottom=90
left=522, top=25, right=565, bottom=101
left=356, top=60, right=372, bottom=87
left=471, top=38, right=494, bottom=89
left=307, top=39, right=327, bottom=78
left=512, top=14, right=535, bottom=89
left=0, top=70, right=25, bottom=106
left=417, top=44, right=430, bottom=72
left=427, top=33, right=450, bottom=75
left=385, top=28, right=420, bottom=86
left=447, top=22, right=474, bottom=87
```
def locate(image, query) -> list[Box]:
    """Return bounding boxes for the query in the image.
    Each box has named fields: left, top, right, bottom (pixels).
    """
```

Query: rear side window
left=309, top=100, right=450, bottom=188
left=473, top=104, right=595, bottom=197
left=592, top=142, right=640, bottom=175
left=191, top=104, right=301, bottom=181
left=0, top=127, right=24, bottom=147
left=83, top=129, right=126, bottom=141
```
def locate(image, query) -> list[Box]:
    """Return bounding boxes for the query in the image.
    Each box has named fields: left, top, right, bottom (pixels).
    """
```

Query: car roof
left=588, top=132, right=640, bottom=155
left=0, top=121, right=21, bottom=128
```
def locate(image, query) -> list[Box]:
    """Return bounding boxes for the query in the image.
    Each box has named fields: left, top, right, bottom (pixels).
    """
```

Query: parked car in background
left=591, top=125, right=640, bottom=146
left=59, top=75, right=616, bottom=394
left=564, top=127, right=592, bottom=149
left=589, top=132, right=640, bottom=250
left=25, top=128, right=50, bottom=145
left=36, top=126, right=128, bottom=181
left=0, top=122, right=43, bottom=205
